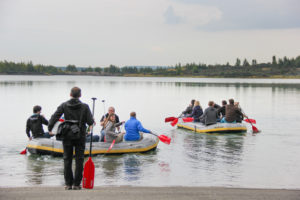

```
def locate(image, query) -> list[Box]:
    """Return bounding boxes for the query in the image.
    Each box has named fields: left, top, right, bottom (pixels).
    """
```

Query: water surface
left=0, top=75, right=299, bottom=189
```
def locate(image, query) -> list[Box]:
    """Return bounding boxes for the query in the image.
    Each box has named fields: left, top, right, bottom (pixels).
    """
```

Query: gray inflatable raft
left=27, top=134, right=159, bottom=156
left=177, top=120, right=247, bottom=134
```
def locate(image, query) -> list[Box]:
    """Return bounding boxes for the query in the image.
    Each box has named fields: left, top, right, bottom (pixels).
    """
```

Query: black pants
left=62, top=138, right=85, bottom=186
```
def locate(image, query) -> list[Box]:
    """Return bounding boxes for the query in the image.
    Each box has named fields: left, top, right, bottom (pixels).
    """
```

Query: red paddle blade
left=252, top=125, right=259, bottom=133
left=165, top=117, right=176, bottom=122
left=158, top=135, right=171, bottom=145
left=20, top=148, right=27, bottom=155
left=182, top=117, right=194, bottom=122
left=244, top=118, right=256, bottom=124
left=171, top=118, right=178, bottom=126
left=107, top=140, right=116, bottom=153
left=82, top=157, right=95, bottom=189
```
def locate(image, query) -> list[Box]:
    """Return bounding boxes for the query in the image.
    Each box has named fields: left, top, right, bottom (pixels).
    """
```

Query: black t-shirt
left=26, top=114, right=48, bottom=138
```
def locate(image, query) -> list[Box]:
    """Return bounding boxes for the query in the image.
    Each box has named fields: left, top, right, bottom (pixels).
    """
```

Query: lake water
left=0, top=75, right=300, bottom=189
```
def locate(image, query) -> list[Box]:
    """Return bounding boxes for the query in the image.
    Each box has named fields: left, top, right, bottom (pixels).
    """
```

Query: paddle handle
left=148, top=132, right=158, bottom=137
left=89, top=97, right=97, bottom=157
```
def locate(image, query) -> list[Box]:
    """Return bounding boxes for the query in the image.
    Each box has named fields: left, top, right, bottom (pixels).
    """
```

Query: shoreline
left=1, top=73, right=300, bottom=79
left=1, top=186, right=299, bottom=200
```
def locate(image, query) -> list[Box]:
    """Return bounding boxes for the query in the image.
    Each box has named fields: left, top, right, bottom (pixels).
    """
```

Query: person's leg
left=74, top=139, right=86, bottom=187
left=220, top=117, right=226, bottom=123
left=138, top=132, right=143, bottom=141
left=43, top=132, right=53, bottom=138
left=115, top=134, right=123, bottom=143
left=100, top=130, right=105, bottom=142
left=62, top=140, right=74, bottom=188
left=92, top=135, right=100, bottom=142
left=86, top=135, right=91, bottom=142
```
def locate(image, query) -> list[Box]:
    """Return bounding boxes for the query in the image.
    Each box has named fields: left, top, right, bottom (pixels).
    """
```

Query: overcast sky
left=0, top=0, right=300, bottom=67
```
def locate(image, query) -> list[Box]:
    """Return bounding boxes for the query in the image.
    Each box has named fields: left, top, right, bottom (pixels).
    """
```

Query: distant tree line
left=1, top=55, right=300, bottom=77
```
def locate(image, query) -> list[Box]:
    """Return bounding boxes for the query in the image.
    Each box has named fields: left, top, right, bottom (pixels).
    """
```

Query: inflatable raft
left=177, top=120, right=247, bottom=134
left=27, top=134, right=159, bottom=156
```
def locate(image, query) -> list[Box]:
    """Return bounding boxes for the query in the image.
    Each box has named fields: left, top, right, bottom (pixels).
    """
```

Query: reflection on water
left=25, top=155, right=61, bottom=185
left=123, top=154, right=141, bottom=182
left=100, top=155, right=123, bottom=178
left=26, top=155, right=47, bottom=185
left=173, top=82, right=300, bottom=90
left=181, top=129, right=245, bottom=184
left=1, top=76, right=300, bottom=91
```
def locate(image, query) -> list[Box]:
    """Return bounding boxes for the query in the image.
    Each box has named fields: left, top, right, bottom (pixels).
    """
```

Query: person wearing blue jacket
left=124, top=112, right=151, bottom=141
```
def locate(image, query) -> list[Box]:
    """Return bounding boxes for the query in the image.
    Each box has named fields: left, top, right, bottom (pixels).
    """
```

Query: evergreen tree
left=272, top=55, right=277, bottom=65
left=243, top=59, right=250, bottom=67
left=235, top=58, right=241, bottom=67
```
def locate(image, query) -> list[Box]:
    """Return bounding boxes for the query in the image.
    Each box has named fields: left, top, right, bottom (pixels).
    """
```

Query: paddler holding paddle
left=48, top=87, right=94, bottom=190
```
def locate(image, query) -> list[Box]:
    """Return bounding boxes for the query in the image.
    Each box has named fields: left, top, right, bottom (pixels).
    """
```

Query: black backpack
left=56, top=104, right=84, bottom=140
left=56, top=120, right=81, bottom=140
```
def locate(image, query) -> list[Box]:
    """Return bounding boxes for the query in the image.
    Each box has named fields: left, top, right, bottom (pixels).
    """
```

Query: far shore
left=1, top=73, right=300, bottom=79
left=1, top=186, right=299, bottom=200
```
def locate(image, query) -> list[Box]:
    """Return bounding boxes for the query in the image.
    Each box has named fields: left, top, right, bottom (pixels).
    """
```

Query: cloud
left=164, top=6, right=183, bottom=24
left=0, top=0, right=299, bottom=67
left=172, top=0, right=300, bottom=30
left=163, top=3, right=222, bottom=28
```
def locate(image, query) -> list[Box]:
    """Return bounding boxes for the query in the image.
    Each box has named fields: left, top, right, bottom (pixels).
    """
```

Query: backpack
left=56, top=104, right=84, bottom=140
left=56, top=120, right=81, bottom=140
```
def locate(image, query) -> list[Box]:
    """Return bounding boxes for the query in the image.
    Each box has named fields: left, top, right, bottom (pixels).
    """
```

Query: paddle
left=240, top=108, right=259, bottom=133
left=82, top=97, right=97, bottom=189
left=165, top=117, right=176, bottom=122
left=170, top=118, right=179, bottom=126
left=170, top=117, right=194, bottom=126
left=165, top=113, right=184, bottom=123
left=244, top=118, right=256, bottom=124
left=106, top=139, right=116, bottom=153
left=20, top=148, right=27, bottom=155
left=246, top=116, right=259, bottom=133
left=149, top=132, right=171, bottom=145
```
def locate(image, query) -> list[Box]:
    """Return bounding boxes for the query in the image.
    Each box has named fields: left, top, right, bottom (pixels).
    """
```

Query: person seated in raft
left=100, top=106, right=120, bottom=142
left=26, top=105, right=53, bottom=140
left=234, top=102, right=244, bottom=123
left=217, top=100, right=227, bottom=119
left=200, top=101, right=219, bottom=126
left=212, top=101, right=221, bottom=110
left=187, top=101, right=203, bottom=122
left=103, top=113, right=125, bottom=143
left=182, top=99, right=195, bottom=116
left=221, top=99, right=247, bottom=123
left=124, top=112, right=151, bottom=141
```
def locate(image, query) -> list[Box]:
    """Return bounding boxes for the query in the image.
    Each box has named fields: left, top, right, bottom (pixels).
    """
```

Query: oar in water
left=149, top=132, right=171, bottom=145
left=82, top=97, right=97, bottom=189
left=20, top=148, right=27, bottom=155
left=245, top=116, right=259, bottom=133
left=241, top=108, right=259, bottom=133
